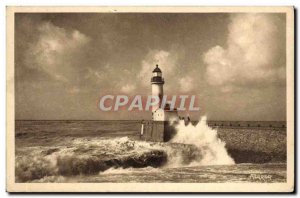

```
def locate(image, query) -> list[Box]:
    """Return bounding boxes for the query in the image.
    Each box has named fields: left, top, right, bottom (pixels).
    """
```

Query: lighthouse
left=151, top=64, right=164, bottom=113
left=140, top=64, right=178, bottom=141
left=151, top=64, right=178, bottom=121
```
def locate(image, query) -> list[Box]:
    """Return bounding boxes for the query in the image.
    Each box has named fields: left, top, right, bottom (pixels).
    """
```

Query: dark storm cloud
left=15, top=13, right=286, bottom=120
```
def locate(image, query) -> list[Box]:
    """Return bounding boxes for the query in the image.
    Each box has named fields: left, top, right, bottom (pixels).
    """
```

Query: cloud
left=136, top=49, right=198, bottom=94
left=204, top=14, right=285, bottom=89
left=121, top=84, right=136, bottom=93
left=15, top=13, right=286, bottom=121
left=25, top=22, right=90, bottom=83
left=179, top=76, right=193, bottom=92
left=138, top=50, right=178, bottom=87
left=69, top=86, right=80, bottom=94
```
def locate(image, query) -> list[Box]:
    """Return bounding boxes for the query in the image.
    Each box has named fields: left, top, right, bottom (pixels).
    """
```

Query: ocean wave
left=16, top=117, right=234, bottom=182
left=169, top=116, right=235, bottom=165
left=100, top=166, right=161, bottom=175
left=16, top=137, right=208, bottom=182
left=16, top=137, right=168, bottom=182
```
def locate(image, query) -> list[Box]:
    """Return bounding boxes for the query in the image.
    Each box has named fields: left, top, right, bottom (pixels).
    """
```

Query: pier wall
left=206, top=121, right=286, bottom=128
left=141, top=121, right=176, bottom=142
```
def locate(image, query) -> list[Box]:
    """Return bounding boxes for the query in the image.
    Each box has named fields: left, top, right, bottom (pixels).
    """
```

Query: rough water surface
left=15, top=120, right=286, bottom=183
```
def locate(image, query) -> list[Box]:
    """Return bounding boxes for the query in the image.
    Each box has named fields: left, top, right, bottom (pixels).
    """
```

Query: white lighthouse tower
left=140, top=64, right=179, bottom=142
left=151, top=64, right=164, bottom=113
left=151, top=64, right=178, bottom=121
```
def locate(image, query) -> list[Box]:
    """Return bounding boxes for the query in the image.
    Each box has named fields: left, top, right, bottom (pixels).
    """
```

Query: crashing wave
left=170, top=116, right=235, bottom=165
left=16, top=137, right=167, bottom=182
left=16, top=117, right=234, bottom=182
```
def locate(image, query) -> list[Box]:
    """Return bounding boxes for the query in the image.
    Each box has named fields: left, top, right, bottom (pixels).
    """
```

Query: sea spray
left=15, top=120, right=286, bottom=183
left=15, top=120, right=234, bottom=182
left=15, top=137, right=168, bottom=182
left=169, top=116, right=235, bottom=165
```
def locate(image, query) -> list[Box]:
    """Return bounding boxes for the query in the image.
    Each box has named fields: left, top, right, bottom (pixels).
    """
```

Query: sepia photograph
left=6, top=6, right=294, bottom=192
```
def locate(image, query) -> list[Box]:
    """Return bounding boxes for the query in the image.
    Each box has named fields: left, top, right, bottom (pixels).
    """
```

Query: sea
left=15, top=120, right=286, bottom=183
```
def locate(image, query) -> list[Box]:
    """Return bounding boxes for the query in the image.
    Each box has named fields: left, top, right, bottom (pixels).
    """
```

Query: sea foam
left=16, top=117, right=234, bottom=182
left=169, top=116, right=235, bottom=166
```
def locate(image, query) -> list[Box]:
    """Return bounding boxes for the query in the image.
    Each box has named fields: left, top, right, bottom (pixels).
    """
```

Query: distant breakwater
left=205, top=121, right=286, bottom=129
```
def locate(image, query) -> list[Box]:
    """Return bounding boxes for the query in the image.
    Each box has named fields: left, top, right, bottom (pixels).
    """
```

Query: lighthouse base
left=140, top=121, right=176, bottom=142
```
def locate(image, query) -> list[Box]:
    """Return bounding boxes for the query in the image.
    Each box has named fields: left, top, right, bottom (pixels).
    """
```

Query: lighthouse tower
left=150, top=64, right=178, bottom=121
left=151, top=64, right=164, bottom=114
left=140, top=64, right=178, bottom=141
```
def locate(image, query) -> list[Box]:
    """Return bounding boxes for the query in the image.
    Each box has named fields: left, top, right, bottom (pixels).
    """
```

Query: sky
left=15, top=13, right=286, bottom=121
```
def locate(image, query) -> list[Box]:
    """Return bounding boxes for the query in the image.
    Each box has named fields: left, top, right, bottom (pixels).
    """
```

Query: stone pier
left=140, top=121, right=176, bottom=142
